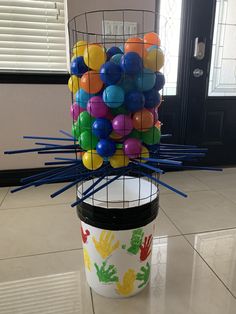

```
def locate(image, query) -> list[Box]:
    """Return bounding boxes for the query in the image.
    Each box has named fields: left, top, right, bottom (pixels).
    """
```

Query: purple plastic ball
left=123, top=138, right=142, bottom=158
left=70, top=102, right=85, bottom=120
left=87, top=96, right=108, bottom=118
left=112, top=114, right=133, bottom=136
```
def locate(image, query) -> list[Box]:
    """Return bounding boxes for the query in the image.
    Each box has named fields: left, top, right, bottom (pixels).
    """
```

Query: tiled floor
left=0, top=168, right=236, bottom=313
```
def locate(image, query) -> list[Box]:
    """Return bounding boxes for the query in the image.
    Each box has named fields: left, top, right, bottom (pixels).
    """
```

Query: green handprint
left=94, top=261, right=119, bottom=283
left=127, top=228, right=144, bottom=255
left=136, top=262, right=150, bottom=288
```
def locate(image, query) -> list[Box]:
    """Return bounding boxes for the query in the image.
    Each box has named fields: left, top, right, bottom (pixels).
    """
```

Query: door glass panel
left=208, top=0, right=236, bottom=96
left=159, top=0, right=183, bottom=96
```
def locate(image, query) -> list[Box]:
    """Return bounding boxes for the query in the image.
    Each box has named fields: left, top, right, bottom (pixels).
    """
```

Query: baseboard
left=0, top=167, right=61, bottom=187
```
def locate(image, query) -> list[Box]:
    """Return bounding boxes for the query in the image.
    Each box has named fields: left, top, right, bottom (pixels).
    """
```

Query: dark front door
left=159, top=0, right=236, bottom=165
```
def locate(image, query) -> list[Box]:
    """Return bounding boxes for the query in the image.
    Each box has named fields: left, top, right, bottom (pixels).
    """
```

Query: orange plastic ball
left=144, top=32, right=161, bottom=48
left=124, top=37, right=147, bottom=58
left=80, top=71, right=103, bottom=94
left=133, top=109, right=154, bottom=132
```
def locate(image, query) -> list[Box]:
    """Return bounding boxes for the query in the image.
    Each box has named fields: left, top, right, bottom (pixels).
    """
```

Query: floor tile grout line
left=161, top=205, right=236, bottom=299
left=0, top=187, right=10, bottom=208
left=90, top=288, right=96, bottom=314
left=0, top=247, right=83, bottom=261
left=182, top=233, right=236, bottom=299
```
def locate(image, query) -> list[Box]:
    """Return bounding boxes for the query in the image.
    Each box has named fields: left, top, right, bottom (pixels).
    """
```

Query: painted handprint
left=92, top=230, right=119, bottom=259
left=83, top=247, right=92, bottom=271
left=140, top=235, right=153, bottom=261
left=127, top=228, right=144, bottom=255
left=81, top=226, right=90, bottom=244
left=116, top=269, right=136, bottom=296
left=136, top=262, right=151, bottom=288
left=94, top=261, right=119, bottom=283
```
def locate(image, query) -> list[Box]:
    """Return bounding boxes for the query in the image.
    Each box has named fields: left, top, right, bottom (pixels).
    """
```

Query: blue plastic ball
left=147, top=45, right=159, bottom=52
left=120, top=52, right=143, bottom=75
left=76, top=89, right=95, bottom=108
left=70, top=56, right=89, bottom=77
left=124, top=91, right=145, bottom=113
left=154, top=71, right=165, bottom=91
left=106, top=46, right=123, bottom=60
left=96, top=139, right=116, bottom=157
left=135, top=68, right=156, bottom=91
left=110, top=53, right=123, bottom=65
left=118, top=75, right=136, bottom=92
left=103, top=85, right=125, bottom=108
left=92, top=118, right=113, bottom=138
left=144, top=88, right=161, bottom=108
left=100, top=61, right=122, bottom=85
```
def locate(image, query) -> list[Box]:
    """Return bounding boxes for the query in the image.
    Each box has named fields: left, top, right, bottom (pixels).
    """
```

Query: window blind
left=0, top=0, right=68, bottom=73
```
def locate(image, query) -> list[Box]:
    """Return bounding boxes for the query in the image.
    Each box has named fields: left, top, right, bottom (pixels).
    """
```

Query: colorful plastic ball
left=105, top=109, right=114, bottom=120
left=76, top=111, right=95, bottom=130
left=87, top=96, right=108, bottom=118
left=103, top=85, right=125, bottom=108
left=84, top=44, right=106, bottom=70
left=123, top=138, right=142, bottom=158
left=70, top=102, right=85, bottom=121
left=75, top=89, right=95, bottom=109
left=109, top=149, right=129, bottom=168
left=78, top=130, right=98, bottom=150
left=110, top=53, right=123, bottom=65
left=144, top=88, right=161, bottom=108
left=120, top=52, right=143, bottom=75
left=71, top=123, right=80, bottom=139
left=112, top=114, right=133, bottom=136
left=96, top=139, right=116, bottom=157
left=124, top=37, right=146, bottom=58
left=124, top=91, right=145, bottom=113
left=111, top=105, right=129, bottom=116
left=135, top=68, right=156, bottom=91
left=140, top=146, right=150, bottom=162
left=70, top=56, right=89, bottom=77
left=141, top=127, right=161, bottom=145
left=100, top=62, right=122, bottom=85
left=144, top=32, right=161, bottom=49
left=109, top=131, right=123, bottom=140
left=148, top=45, right=159, bottom=52
left=68, top=75, right=80, bottom=93
left=147, top=108, right=158, bottom=124
left=128, top=129, right=142, bottom=140
left=144, top=48, right=165, bottom=72
left=118, top=75, right=136, bottom=93
left=82, top=150, right=103, bottom=170
left=73, top=40, right=87, bottom=57
left=92, top=118, right=112, bottom=139
left=80, top=71, right=103, bottom=94
left=133, top=109, right=154, bottom=132
left=154, top=71, right=165, bottom=91
left=106, top=46, right=123, bottom=60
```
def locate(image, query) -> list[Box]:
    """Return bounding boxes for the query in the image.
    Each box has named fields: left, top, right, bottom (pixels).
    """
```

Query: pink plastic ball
left=87, top=96, right=108, bottom=118
left=123, top=138, right=142, bottom=158
left=70, top=102, right=84, bottom=120
left=112, top=114, right=133, bottom=136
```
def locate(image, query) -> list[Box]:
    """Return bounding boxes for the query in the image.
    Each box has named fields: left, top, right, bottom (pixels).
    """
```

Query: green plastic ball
left=142, top=127, right=161, bottom=145
left=78, top=131, right=98, bottom=150
left=76, top=111, right=95, bottom=130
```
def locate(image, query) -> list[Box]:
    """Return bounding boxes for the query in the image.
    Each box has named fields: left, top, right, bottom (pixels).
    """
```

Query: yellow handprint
left=83, top=247, right=92, bottom=271
left=116, top=269, right=136, bottom=296
left=92, top=230, right=120, bottom=259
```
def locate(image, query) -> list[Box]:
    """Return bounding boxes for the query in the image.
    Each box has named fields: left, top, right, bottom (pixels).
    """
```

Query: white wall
left=0, top=0, right=155, bottom=170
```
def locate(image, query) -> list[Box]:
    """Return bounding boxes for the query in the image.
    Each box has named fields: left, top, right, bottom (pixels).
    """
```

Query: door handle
left=193, top=37, right=206, bottom=60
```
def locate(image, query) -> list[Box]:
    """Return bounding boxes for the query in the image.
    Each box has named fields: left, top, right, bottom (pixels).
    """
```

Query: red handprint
left=81, top=226, right=90, bottom=244
left=140, top=235, right=153, bottom=261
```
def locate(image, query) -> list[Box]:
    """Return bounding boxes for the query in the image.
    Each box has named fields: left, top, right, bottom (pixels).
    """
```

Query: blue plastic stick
left=23, top=135, right=75, bottom=141
left=35, top=142, right=61, bottom=147
left=160, top=148, right=208, bottom=153
left=83, top=170, right=110, bottom=195
left=139, top=157, right=182, bottom=165
left=137, top=171, right=188, bottom=198
left=54, top=157, right=78, bottom=161
left=160, top=143, right=197, bottom=148
left=38, top=150, right=82, bottom=154
left=132, top=161, right=164, bottom=174
left=71, top=169, right=129, bottom=207
left=162, top=164, right=223, bottom=171
left=44, top=161, right=79, bottom=166
left=161, top=134, right=172, bottom=138
left=5, top=144, right=81, bottom=155
left=59, top=130, right=76, bottom=139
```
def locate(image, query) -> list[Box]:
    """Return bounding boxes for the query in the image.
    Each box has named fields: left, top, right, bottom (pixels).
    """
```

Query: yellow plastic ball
left=140, top=146, right=150, bottom=163
left=73, top=40, right=87, bottom=57
left=68, top=75, right=80, bottom=93
left=109, top=149, right=129, bottom=168
left=82, top=150, right=103, bottom=170
left=84, top=44, right=106, bottom=70
left=144, top=48, right=165, bottom=71
left=109, top=131, right=123, bottom=140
